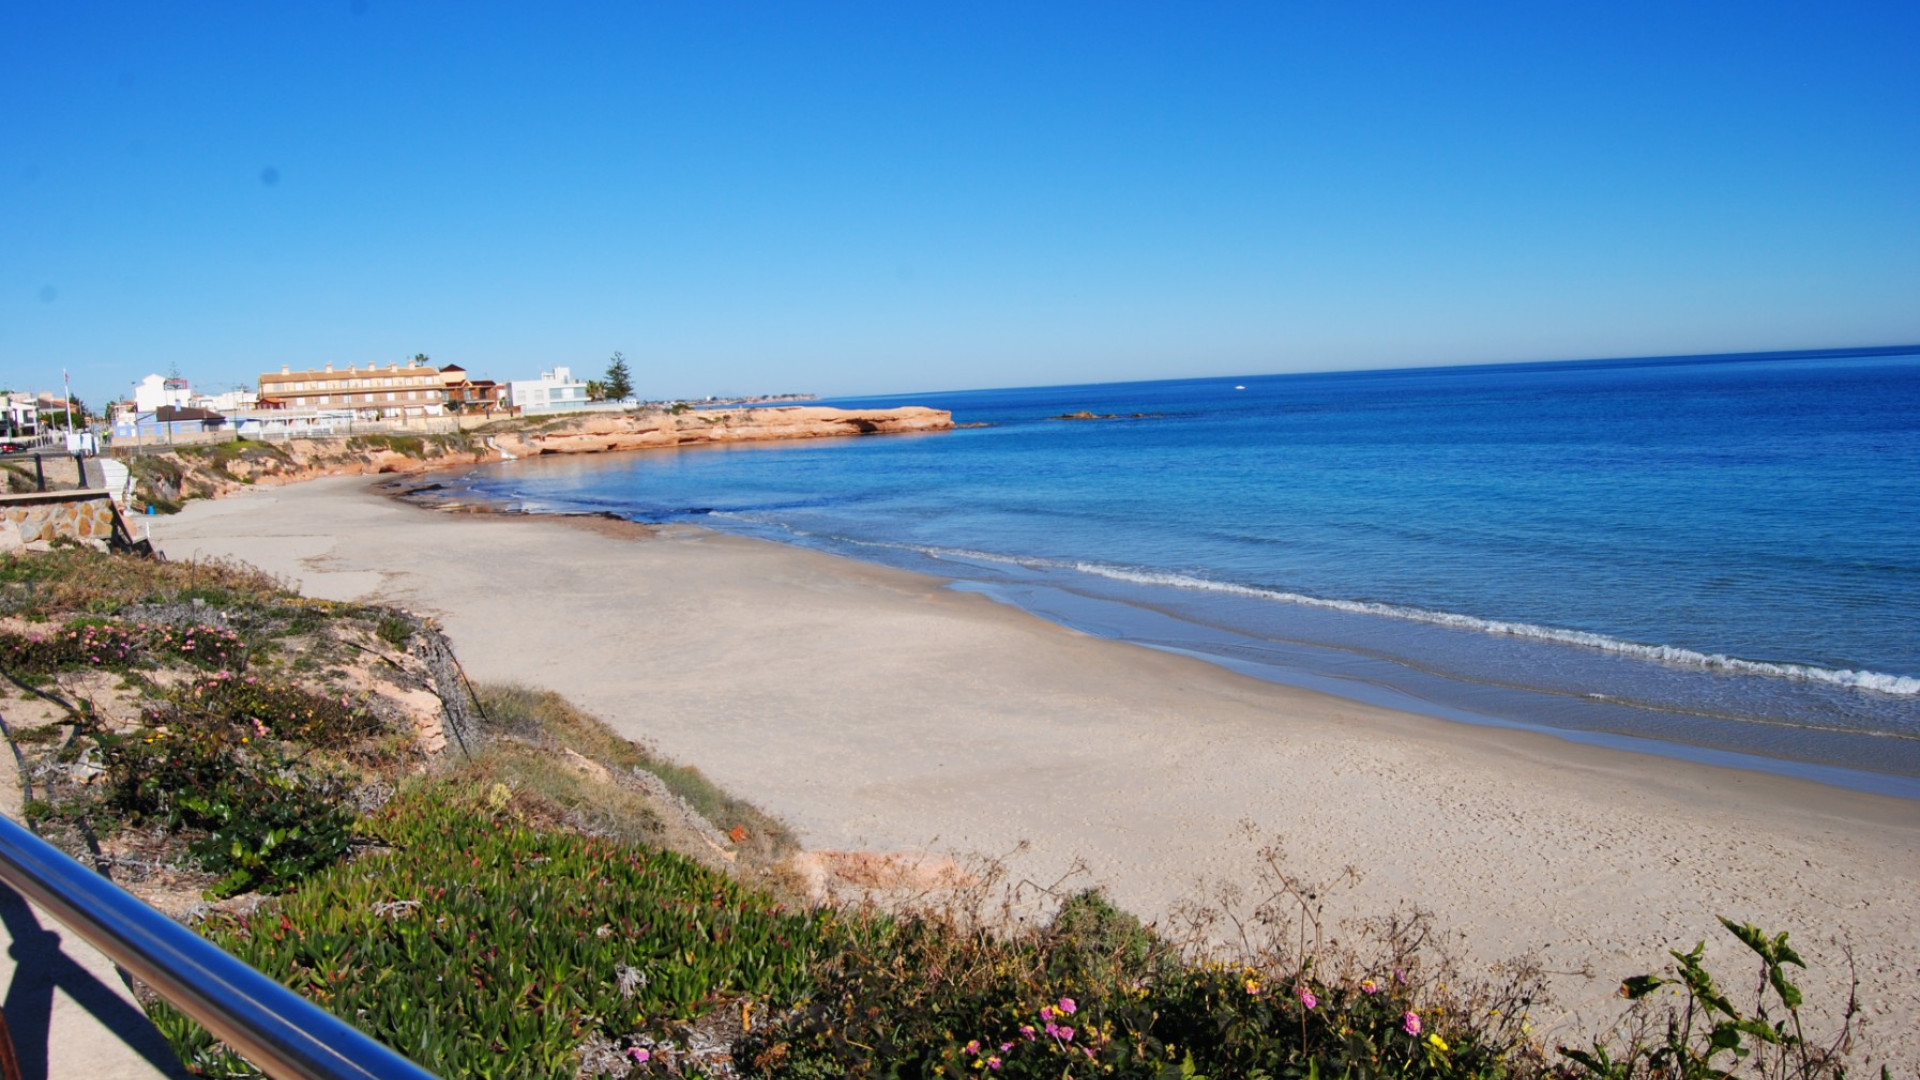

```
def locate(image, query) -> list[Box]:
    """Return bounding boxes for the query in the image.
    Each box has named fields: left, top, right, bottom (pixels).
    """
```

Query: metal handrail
left=0, top=813, right=438, bottom=1080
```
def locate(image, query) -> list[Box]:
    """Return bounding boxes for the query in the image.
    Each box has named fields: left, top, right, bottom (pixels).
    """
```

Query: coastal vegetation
left=0, top=546, right=1866, bottom=1079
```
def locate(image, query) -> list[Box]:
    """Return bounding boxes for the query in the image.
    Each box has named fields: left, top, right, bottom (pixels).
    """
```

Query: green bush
left=181, top=672, right=384, bottom=747
left=147, top=622, right=248, bottom=669
left=1557, top=919, right=1852, bottom=1080
left=0, top=619, right=145, bottom=672
left=97, top=714, right=355, bottom=898
left=737, top=895, right=1508, bottom=1080
left=0, top=618, right=246, bottom=674
left=151, top=781, right=833, bottom=1079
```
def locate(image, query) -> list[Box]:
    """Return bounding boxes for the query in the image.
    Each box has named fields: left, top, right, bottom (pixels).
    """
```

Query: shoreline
left=384, top=466, right=1920, bottom=803
left=150, top=476, right=1920, bottom=1065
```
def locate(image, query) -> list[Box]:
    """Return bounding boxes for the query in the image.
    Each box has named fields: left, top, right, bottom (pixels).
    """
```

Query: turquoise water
left=455, top=348, right=1920, bottom=796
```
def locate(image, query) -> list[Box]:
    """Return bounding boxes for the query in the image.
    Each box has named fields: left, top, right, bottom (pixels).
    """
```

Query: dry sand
left=152, top=477, right=1920, bottom=1065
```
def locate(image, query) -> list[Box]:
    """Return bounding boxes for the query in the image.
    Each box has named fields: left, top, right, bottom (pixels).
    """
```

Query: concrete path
left=0, top=872, right=192, bottom=1080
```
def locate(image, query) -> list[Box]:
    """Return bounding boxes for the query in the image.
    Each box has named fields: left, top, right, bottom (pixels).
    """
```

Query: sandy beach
left=150, top=476, right=1920, bottom=1065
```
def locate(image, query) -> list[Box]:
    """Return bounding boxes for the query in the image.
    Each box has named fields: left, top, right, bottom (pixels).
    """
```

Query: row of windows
left=281, top=391, right=438, bottom=405
left=267, top=377, right=438, bottom=391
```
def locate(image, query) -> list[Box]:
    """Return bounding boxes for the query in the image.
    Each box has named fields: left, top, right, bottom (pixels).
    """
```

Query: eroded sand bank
left=153, top=477, right=1920, bottom=1065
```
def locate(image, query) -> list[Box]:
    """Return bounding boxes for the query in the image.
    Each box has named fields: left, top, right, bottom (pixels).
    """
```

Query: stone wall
left=0, top=490, right=127, bottom=551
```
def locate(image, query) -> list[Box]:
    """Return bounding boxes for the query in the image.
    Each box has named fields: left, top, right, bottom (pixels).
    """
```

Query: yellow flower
left=1428, top=1034, right=1450, bottom=1053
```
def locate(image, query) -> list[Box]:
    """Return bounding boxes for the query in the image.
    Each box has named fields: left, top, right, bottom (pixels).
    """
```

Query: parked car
left=0, top=441, right=28, bottom=455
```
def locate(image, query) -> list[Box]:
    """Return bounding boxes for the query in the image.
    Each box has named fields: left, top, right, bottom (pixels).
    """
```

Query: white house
left=133, top=374, right=193, bottom=414
left=505, top=367, right=590, bottom=414
left=0, top=392, right=36, bottom=437
left=192, top=388, right=259, bottom=414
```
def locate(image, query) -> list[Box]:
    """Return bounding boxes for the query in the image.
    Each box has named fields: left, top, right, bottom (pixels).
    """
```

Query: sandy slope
left=154, top=477, right=1920, bottom=1066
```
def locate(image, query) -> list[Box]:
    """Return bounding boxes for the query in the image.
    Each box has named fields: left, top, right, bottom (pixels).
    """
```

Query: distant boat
left=1234, top=385, right=1246, bottom=390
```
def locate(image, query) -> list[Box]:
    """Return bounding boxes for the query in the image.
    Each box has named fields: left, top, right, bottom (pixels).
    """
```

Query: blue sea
left=452, top=348, right=1920, bottom=798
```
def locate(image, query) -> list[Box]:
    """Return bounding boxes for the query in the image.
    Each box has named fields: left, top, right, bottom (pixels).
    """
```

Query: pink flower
left=999, top=1043, right=1012, bottom=1052
left=1403, top=1011, right=1422, bottom=1036
left=627, top=1047, right=650, bottom=1063
left=1057, top=1027, right=1075, bottom=1043
left=964, top=1040, right=980, bottom=1056
left=1299, top=986, right=1318, bottom=1010
left=1018, top=1025, right=1036, bottom=1041
left=1039, top=1005, right=1055, bottom=1022
left=1044, top=1022, right=1060, bottom=1038
left=1360, top=978, right=1379, bottom=994
left=986, top=1057, right=1002, bottom=1071
left=1057, top=997, right=1077, bottom=1015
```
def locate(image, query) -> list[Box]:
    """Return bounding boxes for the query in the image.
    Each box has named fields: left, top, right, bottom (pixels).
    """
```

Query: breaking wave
left=879, top=542, right=1920, bottom=698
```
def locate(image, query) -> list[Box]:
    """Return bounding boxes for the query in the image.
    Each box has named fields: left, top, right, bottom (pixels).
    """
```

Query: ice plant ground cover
left=0, top=547, right=1866, bottom=1080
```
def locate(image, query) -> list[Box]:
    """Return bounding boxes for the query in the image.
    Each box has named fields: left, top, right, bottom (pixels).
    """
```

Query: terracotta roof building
left=439, top=364, right=511, bottom=415
left=257, top=358, right=447, bottom=419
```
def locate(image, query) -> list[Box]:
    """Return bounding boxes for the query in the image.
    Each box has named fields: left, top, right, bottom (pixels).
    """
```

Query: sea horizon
left=445, top=345, right=1920, bottom=799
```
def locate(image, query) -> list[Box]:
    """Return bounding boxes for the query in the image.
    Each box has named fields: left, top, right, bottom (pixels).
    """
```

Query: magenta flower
left=1057, top=1026, right=1075, bottom=1043
left=986, top=1057, right=1002, bottom=1071
left=1299, top=986, right=1318, bottom=1010
left=999, top=1043, right=1013, bottom=1052
left=1058, top=997, right=1077, bottom=1015
left=1403, top=1011, right=1422, bottom=1036
left=1360, top=978, right=1379, bottom=994
left=964, top=1039, right=980, bottom=1056
left=627, top=1047, right=650, bottom=1063
left=1019, top=1024, right=1036, bottom=1041
left=1039, top=1005, right=1054, bottom=1022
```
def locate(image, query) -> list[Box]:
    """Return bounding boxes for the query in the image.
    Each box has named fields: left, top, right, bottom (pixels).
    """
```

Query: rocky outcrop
left=119, top=406, right=952, bottom=509
left=490, top=405, right=951, bottom=458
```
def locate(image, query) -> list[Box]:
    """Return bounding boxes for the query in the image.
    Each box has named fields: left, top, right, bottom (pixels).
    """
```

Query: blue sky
left=4, top=2, right=1917, bottom=405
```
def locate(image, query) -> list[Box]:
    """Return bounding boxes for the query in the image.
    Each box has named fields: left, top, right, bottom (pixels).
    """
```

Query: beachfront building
left=439, top=364, right=513, bottom=416
left=0, top=393, right=36, bottom=438
left=504, top=367, right=590, bottom=415
left=191, top=387, right=258, bottom=414
left=133, top=374, right=193, bottom=415
left=257, top=358, right=447, bottom=420
left=112, top=406, right=228, bottom=443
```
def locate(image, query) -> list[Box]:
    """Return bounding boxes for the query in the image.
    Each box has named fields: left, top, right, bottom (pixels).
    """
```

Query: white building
left=0, top=392, right=36, bottom=437
left=191, top=388, right=259, bottom=414
left=133, top=374, right=193, bottom=414
left=505, top=367, right=590, bottom=414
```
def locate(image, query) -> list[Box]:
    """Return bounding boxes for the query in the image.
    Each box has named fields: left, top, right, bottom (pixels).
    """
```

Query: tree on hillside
left=604, top=352, right=633, bottom=402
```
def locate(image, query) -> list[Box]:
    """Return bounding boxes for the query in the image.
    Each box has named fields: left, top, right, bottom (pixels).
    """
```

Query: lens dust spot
left=38, top=285, right=58, bottom=303
left=260, top=167, right=281, bottom=187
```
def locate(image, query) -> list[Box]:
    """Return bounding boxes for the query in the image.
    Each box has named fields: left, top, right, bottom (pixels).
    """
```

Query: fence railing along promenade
left=0, top=448, right=102, bottom=495
left=0, top=812, right=438, bottom=1080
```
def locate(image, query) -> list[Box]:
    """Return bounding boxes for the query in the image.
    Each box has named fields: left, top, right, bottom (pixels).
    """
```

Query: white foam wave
left=758, top=536, right=1920, bottom=697
left=1059, top=563, right=1920, bottom=697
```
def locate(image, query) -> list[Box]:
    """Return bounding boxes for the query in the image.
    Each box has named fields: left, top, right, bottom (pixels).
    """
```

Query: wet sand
left=154, top=477, right=1920, bottom=1065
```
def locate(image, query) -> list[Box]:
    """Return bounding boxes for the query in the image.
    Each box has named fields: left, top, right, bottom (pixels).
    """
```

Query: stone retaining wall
left=0, top=490, right=126, bottom=550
